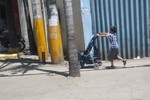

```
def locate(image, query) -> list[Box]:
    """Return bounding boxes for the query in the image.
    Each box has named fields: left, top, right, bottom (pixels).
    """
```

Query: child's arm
left=97, top=32, right=108, bottom=37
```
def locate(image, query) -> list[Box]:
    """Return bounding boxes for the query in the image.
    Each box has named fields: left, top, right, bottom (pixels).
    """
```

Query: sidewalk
left=0, top=56, right=150, bottom=100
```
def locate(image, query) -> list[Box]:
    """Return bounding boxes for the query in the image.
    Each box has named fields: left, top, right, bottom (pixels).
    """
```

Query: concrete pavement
left=0, top=55, right=150, bottom=100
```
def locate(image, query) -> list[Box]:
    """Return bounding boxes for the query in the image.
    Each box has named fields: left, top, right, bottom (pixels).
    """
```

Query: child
left=97, top=26, right=126, bottom=69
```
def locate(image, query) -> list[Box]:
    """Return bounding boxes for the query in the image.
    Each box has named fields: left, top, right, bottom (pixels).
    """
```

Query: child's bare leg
left=110, top=60, right=115, bottom=68
left=111, top=61, right=114, bottom=66
left=117, top=55, right=127, bottom=66
left=117, top=55, right=123, bottom=61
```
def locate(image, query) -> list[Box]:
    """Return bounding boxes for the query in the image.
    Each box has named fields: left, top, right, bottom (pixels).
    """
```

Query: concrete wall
left=56, top=0, right=84, bottom=54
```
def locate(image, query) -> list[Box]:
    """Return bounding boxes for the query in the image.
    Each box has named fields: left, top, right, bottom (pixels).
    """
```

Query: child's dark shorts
left=107, top=48, right=118, bottom=61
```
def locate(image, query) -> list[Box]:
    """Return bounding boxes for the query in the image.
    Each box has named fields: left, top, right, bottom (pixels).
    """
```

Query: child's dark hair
left=110, top=26, right=117, bottom=33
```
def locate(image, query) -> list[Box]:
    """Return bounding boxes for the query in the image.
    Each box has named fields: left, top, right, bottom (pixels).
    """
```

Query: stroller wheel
left=95, top=59, right=102, bottom=66
left=94, top=60, right=102, bottom=70
left=94, top=63, right=100, bottom=70
left=79, top=61, right=85, bottom=69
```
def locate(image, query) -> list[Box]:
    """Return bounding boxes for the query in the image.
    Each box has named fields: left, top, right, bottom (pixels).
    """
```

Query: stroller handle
left=83, top=34, right=98, bottom=55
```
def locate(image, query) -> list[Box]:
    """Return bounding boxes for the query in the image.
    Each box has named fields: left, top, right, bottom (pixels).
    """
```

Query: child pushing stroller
left=78, top=26, right=127, bottom=69
left=97, top=26, right=127, bottom=69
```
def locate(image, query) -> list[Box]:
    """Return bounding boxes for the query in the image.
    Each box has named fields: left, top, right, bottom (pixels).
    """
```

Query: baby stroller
left=78, top=34, right=102, bottom=69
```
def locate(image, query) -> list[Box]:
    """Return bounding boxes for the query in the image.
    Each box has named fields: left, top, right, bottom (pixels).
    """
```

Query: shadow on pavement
left=80, top=64, right=150, bottom=72
left=0, top=58, right=69, bottom=77
left=0, top=58, right=149, bottom=77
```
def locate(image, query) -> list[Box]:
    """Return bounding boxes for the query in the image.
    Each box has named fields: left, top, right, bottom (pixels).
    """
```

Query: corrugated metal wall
left=90, top=0, right=150, bottom=60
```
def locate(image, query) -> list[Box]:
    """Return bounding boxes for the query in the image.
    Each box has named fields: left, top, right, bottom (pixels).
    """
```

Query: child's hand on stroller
left=97, top=33, right=102, bottom=36
left=96, top=33, right=100, bottom=36
left=97, top=32, right=108, bottom=37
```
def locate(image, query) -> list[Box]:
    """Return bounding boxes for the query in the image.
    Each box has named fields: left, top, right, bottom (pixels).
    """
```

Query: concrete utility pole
left=31, top=0, right=48, bottom=63
left=23, top=0, right=37, bottom=54
left=46, top=0, right=64, bottom=64
left=17, top=0, right=29, bottom=49
left=64, top=0, right=80, bottom=77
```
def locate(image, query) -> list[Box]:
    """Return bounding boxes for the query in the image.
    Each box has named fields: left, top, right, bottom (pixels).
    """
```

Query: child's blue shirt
left=106, top=33, right=118, bottom=49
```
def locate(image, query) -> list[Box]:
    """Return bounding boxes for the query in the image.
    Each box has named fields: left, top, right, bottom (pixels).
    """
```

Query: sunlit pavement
left=0, top=56, right=150, bottom=100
